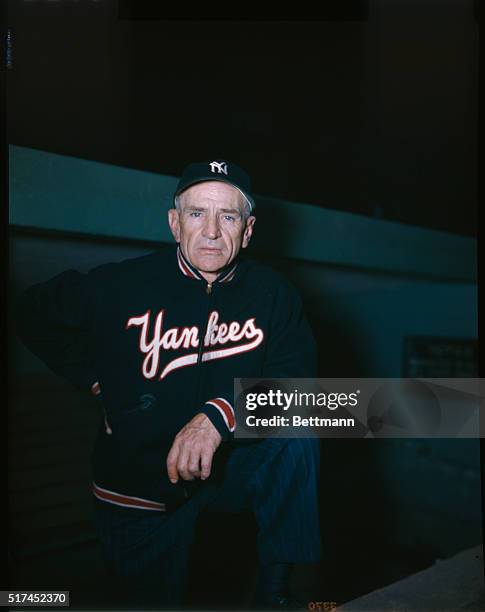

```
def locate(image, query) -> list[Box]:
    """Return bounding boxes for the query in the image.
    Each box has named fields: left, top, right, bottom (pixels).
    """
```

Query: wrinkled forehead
left=179, top=180, right=246, bottom=210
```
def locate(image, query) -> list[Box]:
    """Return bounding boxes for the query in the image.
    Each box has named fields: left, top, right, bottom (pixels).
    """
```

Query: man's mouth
left=199, top=247, right=223, bottom=254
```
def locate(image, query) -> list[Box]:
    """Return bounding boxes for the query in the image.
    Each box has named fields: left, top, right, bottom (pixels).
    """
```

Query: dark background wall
left=7, top=0, right=478, bottom=235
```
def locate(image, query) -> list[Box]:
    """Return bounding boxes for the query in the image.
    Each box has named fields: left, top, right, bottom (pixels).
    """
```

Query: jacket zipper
left=197, top=282, right=213, bottom=365
left=182, top=283, right=212, bottom=499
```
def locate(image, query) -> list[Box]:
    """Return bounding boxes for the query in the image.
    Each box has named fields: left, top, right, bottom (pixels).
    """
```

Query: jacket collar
left=176, top=246, right=238, bottom=284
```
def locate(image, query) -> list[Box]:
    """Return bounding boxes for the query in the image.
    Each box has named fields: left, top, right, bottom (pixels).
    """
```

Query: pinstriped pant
left=93, top=438, right=321, bottom=607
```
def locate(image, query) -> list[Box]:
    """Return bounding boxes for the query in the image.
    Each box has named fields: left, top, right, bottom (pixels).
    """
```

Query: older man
left=15, top=161, right=321, bottom=610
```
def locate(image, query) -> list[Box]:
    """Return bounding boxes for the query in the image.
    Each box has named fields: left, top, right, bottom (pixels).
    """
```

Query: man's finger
left=188, top=448, right=202, bottom=478
left=200, top=447, right=214, bottom=480
left=166, top=441, right=181, bottom=483
left=177, top=445, right=194, bottom=481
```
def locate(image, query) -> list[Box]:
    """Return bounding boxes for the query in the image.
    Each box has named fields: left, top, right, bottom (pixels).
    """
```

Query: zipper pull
left=104, top=409, right=113, bottom=435
left=206, top=282, right=212, bottom=295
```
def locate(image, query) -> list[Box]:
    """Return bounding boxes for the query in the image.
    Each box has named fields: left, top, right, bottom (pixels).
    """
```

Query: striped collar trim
left=177, top=247, right=203, bottom=280
left=176, top=246, right=238, bottom=284
left=217, top=263, right=238, bottom=284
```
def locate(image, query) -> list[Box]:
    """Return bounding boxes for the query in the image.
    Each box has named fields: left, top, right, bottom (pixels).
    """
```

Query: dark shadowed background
left=7, top=0, right=482, bottom=610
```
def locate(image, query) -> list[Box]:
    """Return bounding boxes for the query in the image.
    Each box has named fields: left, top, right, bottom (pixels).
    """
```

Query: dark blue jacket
left=15, top=245, right=316, bottom=511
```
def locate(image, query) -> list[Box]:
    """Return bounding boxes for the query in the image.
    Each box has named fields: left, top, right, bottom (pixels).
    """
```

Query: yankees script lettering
left=125, top=309, right=265, bottom=380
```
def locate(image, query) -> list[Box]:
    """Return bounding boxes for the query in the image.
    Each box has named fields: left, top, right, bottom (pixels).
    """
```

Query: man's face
left=168, top=181, right=256, bottom=281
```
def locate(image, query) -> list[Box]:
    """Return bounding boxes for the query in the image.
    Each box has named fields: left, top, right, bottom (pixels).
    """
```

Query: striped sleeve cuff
left=201, top=397, right=236, bottom=441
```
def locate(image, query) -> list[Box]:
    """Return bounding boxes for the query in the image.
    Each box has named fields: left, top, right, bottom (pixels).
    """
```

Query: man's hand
left=166, top=413, right=222, bottom=483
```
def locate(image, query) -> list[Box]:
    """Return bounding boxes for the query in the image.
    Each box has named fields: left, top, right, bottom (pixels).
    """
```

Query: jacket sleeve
left=199, top=278, right=317, bottom=442
left=15, top=268, right=100, bottom=393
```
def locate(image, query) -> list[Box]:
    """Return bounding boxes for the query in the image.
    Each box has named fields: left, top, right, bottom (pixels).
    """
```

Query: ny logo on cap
left=209, top=161, right=228, bottom=175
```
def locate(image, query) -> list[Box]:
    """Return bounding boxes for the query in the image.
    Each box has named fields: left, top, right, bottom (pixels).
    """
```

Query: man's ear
left=242, top=216, right=256, bottom=249
left=168, top=208, right=181, bottom=242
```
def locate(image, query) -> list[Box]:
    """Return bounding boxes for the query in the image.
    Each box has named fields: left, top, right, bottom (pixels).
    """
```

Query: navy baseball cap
left=174, top=160, right=256, bottom=212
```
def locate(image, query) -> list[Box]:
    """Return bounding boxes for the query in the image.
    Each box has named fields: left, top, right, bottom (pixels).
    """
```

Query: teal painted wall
left=9, top=145, right=477, bottom=281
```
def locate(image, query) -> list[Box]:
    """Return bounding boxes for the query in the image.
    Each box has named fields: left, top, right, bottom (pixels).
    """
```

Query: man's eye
left=223, top=215, right=236, bottom=222
left=189, top=211, right=202, bottom=218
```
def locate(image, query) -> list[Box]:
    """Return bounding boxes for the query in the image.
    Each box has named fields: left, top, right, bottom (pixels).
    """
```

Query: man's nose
left=202, top=214, right=221, bottom=240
